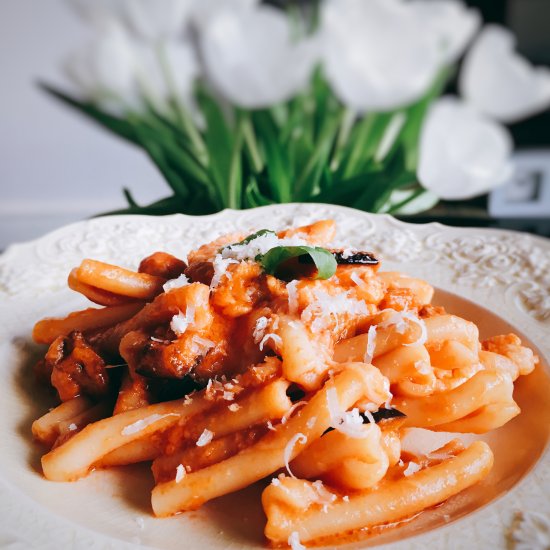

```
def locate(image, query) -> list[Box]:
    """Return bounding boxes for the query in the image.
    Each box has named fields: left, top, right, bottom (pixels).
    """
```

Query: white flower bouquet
left=43, top=0, right=550, bottom=216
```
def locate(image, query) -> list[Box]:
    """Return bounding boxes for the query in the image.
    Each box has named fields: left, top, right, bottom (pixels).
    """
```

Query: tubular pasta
left=41, top=391, right=216, bottom=481
left=74, top=259, right=166, bottom=300
left=29, top=220, right=538, bottom=547
left=32, top=302, right=144, bottom=345
left=393, top=370, right=518, bottom=432
left=263, top=441, right=494, bottom=544
left=151, top=363, right=389, bottom=516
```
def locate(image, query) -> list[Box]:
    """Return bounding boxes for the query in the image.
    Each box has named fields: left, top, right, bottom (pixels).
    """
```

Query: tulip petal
left=200, top=5, right=319, bottom=109
left=70, top=0, right=194, bottom=41
left=418, top=97, right=513, bottom=200
left=64, top=23, right=143, bottom=112
left=410, top=0, right=481, bottom=63
left=321, top=0, right=442, bottom=111
left=460, top=25, right=550, bottom=123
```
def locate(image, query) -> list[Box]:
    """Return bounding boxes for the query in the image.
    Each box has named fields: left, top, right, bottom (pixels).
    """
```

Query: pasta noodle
left=30, top=219, right=538, bottom=547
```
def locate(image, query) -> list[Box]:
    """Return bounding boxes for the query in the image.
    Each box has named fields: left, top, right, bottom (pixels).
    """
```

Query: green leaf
left=196, top=87, right=235, bottom=207
left=39, top=83, right=139, bottom=145
left=253, top=111, right=292, bottom=203
left=260, top=246, right=337, bottom=280
left=243, top=177, right=276, bottom=208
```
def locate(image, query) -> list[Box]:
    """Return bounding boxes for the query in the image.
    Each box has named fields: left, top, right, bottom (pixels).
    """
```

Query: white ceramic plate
left=0, top=204, right=549, bottom=550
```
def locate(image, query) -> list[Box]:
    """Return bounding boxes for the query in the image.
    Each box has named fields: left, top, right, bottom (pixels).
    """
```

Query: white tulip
left=418, top=97, right=513, bottom=200
left=65, top=23, right=142, bottom=111
left=199, top=5, right=319, bottom=109
left=70, top=0, right=193, bottom=41
left=321, top=0, right=442, bottom=111
left=409, top=0, right=481, bottom=63
left=140, top=40, right=200, bottom=111
left=188, top=0, right=260, bottom=30
left=460, top=25, right=550, bottom=123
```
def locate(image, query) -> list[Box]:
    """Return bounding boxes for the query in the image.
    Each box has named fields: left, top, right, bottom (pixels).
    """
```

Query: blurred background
left=1, top=0, right=549, bottom=250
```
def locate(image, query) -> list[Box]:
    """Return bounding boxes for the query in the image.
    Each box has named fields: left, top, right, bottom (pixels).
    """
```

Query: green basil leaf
left=260, top=246, right=337, bottom=280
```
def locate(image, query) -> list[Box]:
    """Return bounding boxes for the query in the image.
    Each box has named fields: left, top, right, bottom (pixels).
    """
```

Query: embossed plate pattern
left=0, top=204, right=548, bottom=549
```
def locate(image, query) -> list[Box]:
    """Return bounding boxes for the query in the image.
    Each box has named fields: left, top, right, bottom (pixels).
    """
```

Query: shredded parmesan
left=175, top=464, right=186, bottom=483
left=196, top=428, right=214, bottom=447
left=191, top=335, right=215, bottom=355
left=379, top=308, right=427, bottom=346
left=341, top=247, right=357, bottom=259
left=266, top=420, right=276, bottom=431
left=253, top=316, right=269, bottom=344
left=343, top=495, right=350, bottom=502
left=170, top=306, right=195, bottom=336
left=183, top=394, right=193, bottom=405
left=221, top=232, right=308, bottom=262
left=288, top=531, right=306, bottom=550
left=259, top=332, right=282, bottom=351
left=228, top=403, right=240, bottom=412
left=281, top=401, right=307, bottom=424
left=163, top=274, right=189, bottom=292
left=404, top=461, right=421, bottom=477
left=326, top=387, right=368, bottom=439
left=286, top=280, right=299, bottom=314
left=301, top=290, right=369, bottom=332
left=284, top=433, right=307, bottom=478
left=364, top=325, right=377, bottom=363
left=67, top=423, right=77, bottom=431
left=312, top=480, right=337, bottom=505
left=121, top=413, right=177, bottom=436
left=210, top=254, right=238, bottom=288
left=350, top=272, right=363, bottom=286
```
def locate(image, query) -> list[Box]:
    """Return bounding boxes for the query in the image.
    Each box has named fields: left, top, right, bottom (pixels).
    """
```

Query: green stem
left=227, top=114, right=245, bottom=209
left=156, top=42, right=208, bottom=165
left=242, top=115, right=264, bottom=173
left=330, top=108, right=356, bottom=171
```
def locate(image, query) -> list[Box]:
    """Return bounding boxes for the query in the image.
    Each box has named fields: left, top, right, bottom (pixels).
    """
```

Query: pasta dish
left=31, top=219, right=538, bottom=548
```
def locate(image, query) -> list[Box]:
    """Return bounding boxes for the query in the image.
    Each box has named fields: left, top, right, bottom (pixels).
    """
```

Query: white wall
left=0, top=0, right=168, bottom=249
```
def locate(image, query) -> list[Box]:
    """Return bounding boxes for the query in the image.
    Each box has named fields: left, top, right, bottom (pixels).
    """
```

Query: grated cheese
left=379, top=308, right=427, bottom=346
left=210, top=254, right=238, bottom=288
left=364, top=325, right=377, bottom=363
left=221, top=232, right=308, bottom=262
left=191, top=335, right=215, bottom=355
left=121, top=413, right=177, bottom=436
left=281, top=401, right=307, bottom=424
left=266, top=420, right=277, bottom=431
left=350, top=272, right=363, bottom=286
left=343, top=495, right=350, bottom=502
left=284, top=433, right=307, bottom=478
left=259, top=332, right=282, bottom=351
left=223, top=391, right=235, bottom=401
left=253, top=316, right=269, bottom=344
left=175, top=464, right=186, bottom=483
left=286, top=280, right=299, bottom=314
left=301, top=290, right=369, bottom=332
left=288, top=531, right=306, bottom=550
left=326, top=387, right=368, bottom=439
left=312, top=480, right=337, bottom=505
left=404, top=461, right=421, bottom=477
left=68, top=423, right=77, bottom=431
left=228, top=403, right=240, bottom=412
left=163, top=274, right=190, bottom=292
left=170, top=306, right=195, bottom=336
left=196, top=428, right=214, bottom=447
